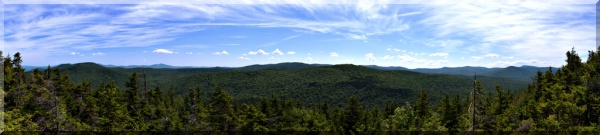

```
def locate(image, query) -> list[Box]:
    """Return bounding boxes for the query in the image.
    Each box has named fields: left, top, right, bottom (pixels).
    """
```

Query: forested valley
left=2, top=47, right=600, bottom=133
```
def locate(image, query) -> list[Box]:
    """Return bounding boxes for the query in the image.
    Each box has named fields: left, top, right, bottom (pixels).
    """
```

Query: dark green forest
left=2, top=47, right=600, bottom=133
left=46, top=61, right=530, bottom=107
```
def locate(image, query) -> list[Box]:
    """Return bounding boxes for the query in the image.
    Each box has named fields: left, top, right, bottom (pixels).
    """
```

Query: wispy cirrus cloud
left=487, top=59, right=552, bottom=67
left=5, top=4, right=205, bottom=62
left=4, top=2, right=595, bottom=68
left=471, top=56, right=484, bottom=61
left=397, top=54, right=448, bottom=65
left=420, top=2, right=595, bottom=64
left=92, top=52, right=105, bottom=56
left=178, top=4, right=413, bottom=41
left=429, top=52, right=449, bottom=57
left=483, top=53, right=499, bottom=58
left=262, top=35, right=301, bottom=47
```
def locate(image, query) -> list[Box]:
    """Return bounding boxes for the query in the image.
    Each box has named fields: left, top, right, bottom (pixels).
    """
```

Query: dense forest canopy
left=42, top=61, right=530, bottom=106
left=1, top=47, right=600, bottom=133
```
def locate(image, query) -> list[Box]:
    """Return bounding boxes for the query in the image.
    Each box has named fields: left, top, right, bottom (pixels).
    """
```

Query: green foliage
left=208, top=85, right=234, bottom=131
left=53, top=62, right=530, bottom=107
left=4, top=47, right=600, bottom=132
left=413, top=90, right=430, bottom=130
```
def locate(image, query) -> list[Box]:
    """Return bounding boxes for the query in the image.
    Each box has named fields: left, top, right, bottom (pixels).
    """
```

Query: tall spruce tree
left=208, top=85, right=234, bottom=131
left=414, top=90, right=430, bottom=130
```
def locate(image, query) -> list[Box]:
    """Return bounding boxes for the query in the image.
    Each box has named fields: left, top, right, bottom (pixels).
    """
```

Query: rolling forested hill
left=7, top=47, right=600, bottom=132
left=42, top=62, right=530, bottom=106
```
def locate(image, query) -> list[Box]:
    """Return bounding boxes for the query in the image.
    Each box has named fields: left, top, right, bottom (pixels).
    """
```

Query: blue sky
left=3, top=1, right=597, bottom=69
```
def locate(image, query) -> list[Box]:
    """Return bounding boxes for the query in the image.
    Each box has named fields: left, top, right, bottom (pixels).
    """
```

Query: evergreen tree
left=125, top=72, right=142, bottom=120
left=413, top=89, right=430, bottom=130
left=441, top=94, right=459, bottom=132
left=343, top=96, right=362, bottom=134
left=384, top=99, right=399, bottom=117
left=97, top=81, right=129, bottom=131
left=468, top=80, right=486, bottom=131
left=208, top=85, right=234, bottom=131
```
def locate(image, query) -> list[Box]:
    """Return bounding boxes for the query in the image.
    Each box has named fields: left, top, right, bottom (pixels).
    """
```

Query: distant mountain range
left=26, top=62, right=533, bottom=106
left=25, top=62, right=556, bottom=82
left=102, top=63, right=206, bottom=69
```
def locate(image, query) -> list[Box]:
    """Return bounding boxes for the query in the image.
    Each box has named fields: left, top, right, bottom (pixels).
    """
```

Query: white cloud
left=214, top=51, right=229, bottom=55
left=398, top=11, right=422, bottom=16
left=423, top=40, right=465, bottom=52
left=153, top=49, right=174, bottom=54
left=429, top=52, right=449, bottom=57
left=269, top=57, right=280, bottom=60
left=4, top=5, right=208, bottom=63
left=397, top=54, right=448, bottom=65
left=382, top=55, right=395, bottom=60
left=92, top=52, right=105, bottom=56
left=248, top=49, right=269, bottom=55
left=306, top=57, right=313, bottom=61
left=238, top=56, right=252, bottom=60
left=287, top=51, right=296, bottom=55
left=397, top=55, right=418, bottom=62
left=483, top=53, right=499, bottom=58
left=330, top=52, right=340, bottom=57
left=502, top=56, right=514, bottom=59
left=471, top=56, right=484, bottom=61
left=222, top=43, right=240, bottom=46
left=272, top=49, right=284, bottom=55
left=70, top=52, right=84, bottom=56
left=365, top=53, right=378, bottom=61
left=487, top=59, right=552, bottom=67
left=6, top=4, right=593, bottom=68
left=186, top=52, right=193, bottom=55
left=421, top=3, right=594, bottom=63
left=183, top=4, right=410, bottom=41
left=392, top=48, right=406, bottom=52
left=263, top=35, right=301, bottom=47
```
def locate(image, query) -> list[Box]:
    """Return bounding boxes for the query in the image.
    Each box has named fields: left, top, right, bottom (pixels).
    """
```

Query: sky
left=3, top=0, right=598, bottom=69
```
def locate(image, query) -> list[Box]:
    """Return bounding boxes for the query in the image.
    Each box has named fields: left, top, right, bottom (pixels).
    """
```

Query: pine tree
left=413, top=89, right=430, bottom=130
left=4, top=54, right=17, bottom=108
left=468, top=80, right=486, bottom=131
left=208, top=85, right=234, bottom=131
left=441, top=94, right=459, bottom=132
left=97, top=81, right=129, bottom=131
left=125, top=72, right=142, bottom=119
left=384, top=99, right=399, bottom=117
left=343, top=96, right=362, bottom=134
